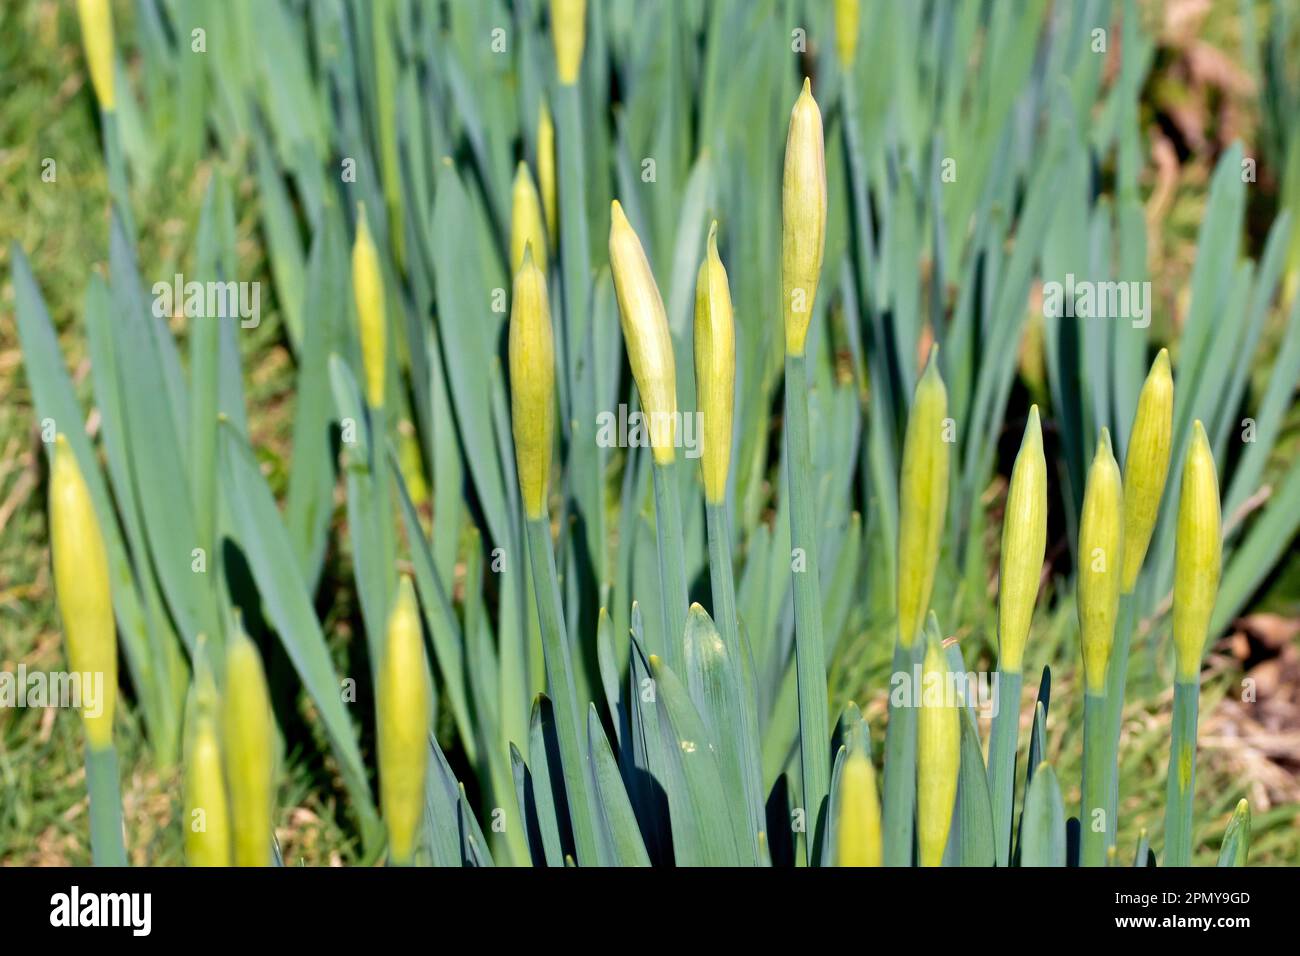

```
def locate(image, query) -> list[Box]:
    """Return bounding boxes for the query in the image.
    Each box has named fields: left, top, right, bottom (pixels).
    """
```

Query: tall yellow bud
left=223, top=628, right=275, bottom=866
left=609, top=200, right=678, bottom=464
left=537, top=102, right=558, bottom=246
left=49, top=434, right=117, bottom=750
left=352, top=203, right=387, bottom=409
left=508, top=245, right=557, bottom=520
left=693, top=221, right=735, bottom=504
left=834, top=0, right=861, bottom=69
left=997, top=406, right=1047, bottom=672
left=511, top=162, right=548, bottom=274
left=77, top=0, right=116, bottom=112
left=835, top=749, right=882, bottom=866
left=183, top=659, right=231, bottom=867
left=1172, top=422, right=1222, bottom=682
left=1077, top=429, right=1124, bottom=694
left=917, top=634, right=959, bottom=867
left=550, top=0, right=586, bottom=85
left=378, top=576, right=432, bottom=864
left=1121, top=349, right=1174, bottom=592
left=781, top=79, right=827, bottom=356
left=896, top=347, right=950, bottom=647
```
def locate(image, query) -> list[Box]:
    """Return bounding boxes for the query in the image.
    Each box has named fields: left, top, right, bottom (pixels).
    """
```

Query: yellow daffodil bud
left=352, top=203, right=387, bottom=409
left=511, top=162, right=548, bottom=274
left=693, top=221, right=735, bottom=504
left=223, top=628, right=275, bottom=866
left=77, top=0, right=115, bottom=112
left=50, top=433, right=117, bottom=750
left=378, top=576, right=432, bottom=864
left=781, top=78, right=827, bottom=356
left=609, top=200, right=678, bottom=464
left=997, top=406, right=1047, bottom=672
left=917, top=633, right=959, bottom=867
left=1172, top=421, right=1222, bottom=682
left=550, top=0, right=586, bottom=85
left=835, top=749, right=882, bottom=866
left=1121, top=349, right=1174, bottom=593
left=897, top=347, right=949, bottom=647
left=509, top=245, right=557, bottom=520
left=538, top=102, right=558, bottom=246
left=183, top=660, right=231, bottom=867
left=1077, top=429, right=1124, bottom=694
left=834, top=0, right=860, bottom=69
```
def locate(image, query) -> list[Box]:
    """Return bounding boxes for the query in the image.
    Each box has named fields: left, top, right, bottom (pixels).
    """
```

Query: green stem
left=1103, top=590, right=1137, bottom=849
left=706, top=499, right=764, bottom=850
left=524, top=516, right=599, bottom=866
left=652, top=460, right=689, bottom=673
left=1162, top=678, right=1200, bottom=866
left=102, top=111, right=135, bottom=239
left=882, top=637, right=917, bottom=865
left=1081, top=691, right=1108, bottom=866
left=554, top=82, right=589, bottom=428
left=86, top=743, right=127, bottom=866
left=784, top=352, right=829, bottom=865
left=986, top=668, right=1022, bottom=866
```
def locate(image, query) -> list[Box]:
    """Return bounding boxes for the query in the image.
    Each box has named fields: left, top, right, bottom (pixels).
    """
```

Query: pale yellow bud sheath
left=538, top=102, right=558, bottom=246
left=550, top=0, right=587, bottom=85
left=77, top=0, right=116, bottom=112
left=781, top=78, right=827, bottom=356
left=509, top=245, right=557, bottom=520
left=917, top=635, right=959, bottom=867
left=997, top=406, right=1047, bottom=672
left=184, top=661, right=231, bottom=867
left=609, top=200, right=678, bottom=464
left=835, top=749, right=882, bottom=866
left=1120, top=349, right=1173, bottom=593
left=693, top=221, right=735, bottom=504
left=1172, top=421, right=1222, bottom=682
left=223, top=628, right=276, bottom=867
left=834, top=0, right=861, bottom=69
left=352, top=203, right=387, bottom=409
left=511, top=162, right=548, bottom=274
left=1077, top=429, right=1124, bottom=694
left=378, top=576, right=432, bottom=864
left=896, top=347, right=950, bottom=647
left=49, top=434, right=117, bottom=750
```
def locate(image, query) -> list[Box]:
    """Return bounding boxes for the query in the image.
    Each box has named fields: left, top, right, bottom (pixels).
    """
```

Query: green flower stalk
left=550, top=0, right=586, bottom=86
left=694, top=220, right=735, bottom=507
left=1105, top=349, right=1174, bottom=850
left=537, top=102, right=558, bottom=247
left=223, top=627, right=276, bottom=867
left=1164, top=421, right=1221, bottom=866
left=50, top=433, right=125, bottom=866
left=352, top=203, right=387, bottom=410
left=183, top=655, right=231, bottom=867
left=76, top=0, right=116, bottom=113
left=1078, top=428, right=1123, bottom=867
left=917, top=632, right=959, bottom=867
left=781, top=79, right=830, bottom=863
left=377, top=576, right=432, bottom=865
left=511, top=162, right=548, bottom=274
left=835, top=749, right=882, bottom=867
left=781, top=78, right=827, bottom=357
left=988, top=406, right=1046, bottom=864
left=834, top=0, right=860, bottom=70
left=610, top=199, right=689, bottom=670
left=508, top=245, right=556, bottom=521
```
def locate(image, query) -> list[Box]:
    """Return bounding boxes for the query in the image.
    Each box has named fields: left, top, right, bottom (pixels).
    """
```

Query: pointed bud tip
left=1098, top=427, right=1114, bottom=456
